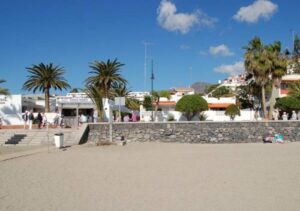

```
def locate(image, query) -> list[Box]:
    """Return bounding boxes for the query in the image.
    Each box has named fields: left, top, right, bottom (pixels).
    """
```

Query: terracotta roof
left=154, top=101, right=176, bottom=106
left=208, top=103, right=232, bottom=108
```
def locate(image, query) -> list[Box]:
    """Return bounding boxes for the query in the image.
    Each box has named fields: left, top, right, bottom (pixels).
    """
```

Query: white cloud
left=157, top=0, right=217, bottom=34
left=234, top=0, right=278, bottom=23
left=214, top=61, right=245, bottom=76
left=209, top=44, right=234, bottom=56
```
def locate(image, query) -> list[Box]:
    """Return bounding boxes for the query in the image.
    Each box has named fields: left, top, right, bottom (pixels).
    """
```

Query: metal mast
left=151, top=60, right=154, bottom=121
left=143, top=42, right=151, bottom=92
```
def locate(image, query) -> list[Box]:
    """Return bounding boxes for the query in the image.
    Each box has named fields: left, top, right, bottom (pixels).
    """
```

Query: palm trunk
left=268, top=82, right=277, bottom=120
left=45, top=88, right=49, bottom=112
left=261, top=86, right=267, bottom=119
left=154, top=102, right=158, bottom=122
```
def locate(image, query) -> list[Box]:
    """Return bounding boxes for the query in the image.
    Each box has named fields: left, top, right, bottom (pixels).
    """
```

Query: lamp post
left=151, top=60, right=154, bottom=121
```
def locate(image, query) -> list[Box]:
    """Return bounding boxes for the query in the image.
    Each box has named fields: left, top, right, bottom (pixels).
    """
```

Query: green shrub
left=275, top=96, right=300, bottom=112
left=199, top=112, right=208, bottom=121
left=167, top=113, right=175, bottom=121
left=225, top=104, right=240, bottom=120
left=175, top=95, right=208, bottom=121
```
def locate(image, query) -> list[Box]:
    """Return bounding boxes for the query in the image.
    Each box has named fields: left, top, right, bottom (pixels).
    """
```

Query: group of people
left=273, top=110, right=299, bottom=121
left=116, top=112, right=138, bottom=122
left=22, top=110, right=47, bottom=129
left=254, top=109, right=300, bottom=121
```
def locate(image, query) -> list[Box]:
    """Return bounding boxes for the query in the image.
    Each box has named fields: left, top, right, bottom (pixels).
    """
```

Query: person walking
left=28, top=111, right=34, bottom=130
left=42, top=113, right=47, bottom=128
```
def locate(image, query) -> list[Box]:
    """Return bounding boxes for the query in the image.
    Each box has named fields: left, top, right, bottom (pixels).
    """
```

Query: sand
left=0, top=142, right=300, bottom=211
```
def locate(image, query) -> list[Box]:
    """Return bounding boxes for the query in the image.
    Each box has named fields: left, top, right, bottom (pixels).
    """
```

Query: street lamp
left=150, top=60, right=155, bottom=121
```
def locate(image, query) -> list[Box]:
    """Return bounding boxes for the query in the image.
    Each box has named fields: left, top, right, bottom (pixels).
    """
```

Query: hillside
left=191, top=81, right=212, bottom=94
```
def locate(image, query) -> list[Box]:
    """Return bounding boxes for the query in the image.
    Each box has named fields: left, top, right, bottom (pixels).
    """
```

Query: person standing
left=0, top=115, right=2, bottom=129
left=282, top=112, right=288, bottom=121
left=272, top=109, right=279, bottom=120
left=37, top=112, right=43, bottom=129
left=291, top=110, right=297, bottom=120
left=123, top=115, right=130, bottom=122
left=131, top=112, right=137, bottom=122
left=42, top=113, right=47, bottom=128
left=28, top=111, right=34, bottom=130
left=22, top=111, right=29, bottom=129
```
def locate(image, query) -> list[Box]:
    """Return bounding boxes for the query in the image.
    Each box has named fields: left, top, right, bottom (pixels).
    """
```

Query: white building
left=0, top=94, right=56, bottom=125
left=128, top=91, right=150, bottom=102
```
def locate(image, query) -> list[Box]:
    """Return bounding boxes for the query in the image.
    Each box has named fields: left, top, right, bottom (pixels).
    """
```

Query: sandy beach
left=1, top=142, right=300, bottom=211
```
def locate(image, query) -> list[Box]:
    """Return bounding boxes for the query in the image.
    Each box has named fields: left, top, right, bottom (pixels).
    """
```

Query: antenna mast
left=143, top=42, right=152, bottom=92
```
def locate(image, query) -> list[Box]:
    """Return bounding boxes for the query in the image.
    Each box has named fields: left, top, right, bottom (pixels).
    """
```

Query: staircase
left=5, top=134, right=27, bottom=145
left=0, top=124, right=88, bottom=146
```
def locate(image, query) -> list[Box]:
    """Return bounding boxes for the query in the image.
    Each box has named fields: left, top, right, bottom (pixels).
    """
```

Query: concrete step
left=0, top=126, right=87, bottom=146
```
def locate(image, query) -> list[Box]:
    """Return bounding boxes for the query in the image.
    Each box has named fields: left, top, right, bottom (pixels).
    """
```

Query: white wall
left=0, top=95, right=23, bottom=125
left=140, top=109, right=256, bottom=122
left=203, top=97, right=236, bottom=104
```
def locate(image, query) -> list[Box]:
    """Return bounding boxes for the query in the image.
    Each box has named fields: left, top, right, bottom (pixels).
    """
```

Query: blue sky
left=0, top=0, right=299, bottom=94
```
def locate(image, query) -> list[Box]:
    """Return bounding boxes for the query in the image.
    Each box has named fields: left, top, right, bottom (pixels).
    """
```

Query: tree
left=152, top=90, right=171, bottom=120
left=225, top=104, right=241, bottom=120
left=236, top=85, right=255, bottom=109
left=288, top=82, right=300, bottom=99
left=143, top=95, right=153, bottom=111
left=244, top=37, right=272, bottom=119
left=175, top=95, right=208, bottom=121
left=85, top=59, right=127, bottom=99
left=70, top=88, right=80, bottom=93
left=0, top=79, right=10, bottom=96
left=111, top=82, right=140, bottom=111
left=23, top=63, right=70, bottom=112
left=84, top=85, right=103, bottom=121
left=275, top=96, right=300, bottom=112
left=267, top=41, right=287, bottom=119
left=292, top=34, right=300, bottom=74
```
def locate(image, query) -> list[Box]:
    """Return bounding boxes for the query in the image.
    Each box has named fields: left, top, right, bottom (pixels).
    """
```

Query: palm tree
left=0, top=79, right=10, bottom=96
left=244, top=37, right=272, bottom=118
left=23, top=63, right=70, bottom=112
left=85, top=59, right=127, bottom=99
left=267, top=41, right=287, bottom=119
left=152, top=90, right=171, bottom=120
left=84, top=85, right=104, bottom=121
left=111, top=82, right=140, bottom=110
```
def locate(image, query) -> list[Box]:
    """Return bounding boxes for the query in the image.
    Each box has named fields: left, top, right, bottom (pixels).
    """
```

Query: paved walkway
left=0, top=146, right=54, bottom=162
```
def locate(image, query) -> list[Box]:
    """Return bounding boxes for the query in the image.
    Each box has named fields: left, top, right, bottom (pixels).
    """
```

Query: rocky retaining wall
left=88, top=121, right=300, bottom=143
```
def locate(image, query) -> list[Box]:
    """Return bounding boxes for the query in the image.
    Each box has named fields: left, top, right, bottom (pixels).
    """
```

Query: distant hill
left=191, top=81, right=212, bottom=94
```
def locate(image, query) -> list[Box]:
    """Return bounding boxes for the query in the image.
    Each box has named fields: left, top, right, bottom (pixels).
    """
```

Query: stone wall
left=88, top=121, right=300, bottom=144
